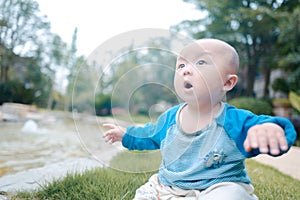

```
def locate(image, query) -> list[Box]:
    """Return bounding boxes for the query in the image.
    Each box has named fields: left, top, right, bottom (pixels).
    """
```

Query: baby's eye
left=197, top=60, right=206, bottom=65
left=178, top=64, right=185, bottom=69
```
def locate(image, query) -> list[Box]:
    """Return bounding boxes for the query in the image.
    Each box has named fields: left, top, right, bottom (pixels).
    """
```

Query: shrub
left=228, top=97, right=273, bottom=115
left=271, top=78, right=290, bottom=94
left=95, top=94, right=111, bottom=116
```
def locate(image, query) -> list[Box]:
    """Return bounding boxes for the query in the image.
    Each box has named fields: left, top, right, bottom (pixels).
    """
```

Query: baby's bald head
left=180, top=38, right=239, bottom=74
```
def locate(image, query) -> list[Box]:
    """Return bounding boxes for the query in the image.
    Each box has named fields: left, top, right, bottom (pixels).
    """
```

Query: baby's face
left=173, top=39, right=238, bottom=105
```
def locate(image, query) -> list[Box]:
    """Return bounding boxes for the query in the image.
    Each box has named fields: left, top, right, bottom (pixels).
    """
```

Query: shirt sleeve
left=224, top=104, right=297, bottom=158
left=122, top=105, right=179, bottom=150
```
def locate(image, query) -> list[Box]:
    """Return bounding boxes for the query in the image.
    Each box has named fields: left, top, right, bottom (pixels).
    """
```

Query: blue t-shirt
left=122, top=103, right=296, bottom=190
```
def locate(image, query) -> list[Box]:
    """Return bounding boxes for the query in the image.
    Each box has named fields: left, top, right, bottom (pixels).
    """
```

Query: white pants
left=134, top=174, right=258, bottom=200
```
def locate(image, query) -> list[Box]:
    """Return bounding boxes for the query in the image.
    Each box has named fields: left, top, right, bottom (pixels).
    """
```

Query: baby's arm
left=244, top=123, right=288, bottom=155
left=103, top=123, right=126, bottom=144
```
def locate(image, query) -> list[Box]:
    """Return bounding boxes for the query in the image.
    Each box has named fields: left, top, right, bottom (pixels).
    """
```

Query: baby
left=103, top=38, right=296, bottom=199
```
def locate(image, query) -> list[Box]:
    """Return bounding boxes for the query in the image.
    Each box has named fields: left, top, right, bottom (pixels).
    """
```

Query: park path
left=252, top=146, right=300, bottom=181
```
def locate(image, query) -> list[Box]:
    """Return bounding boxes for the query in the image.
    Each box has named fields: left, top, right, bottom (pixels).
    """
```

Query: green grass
left=111, top=114, right=152, bottom=124
left=13, top=169, right=151, bottom=200
left=12, top=157, right=300, bottom=200
left=246, top=160, right=300, bottom=200
left=109, top=150, right=161, bottom=173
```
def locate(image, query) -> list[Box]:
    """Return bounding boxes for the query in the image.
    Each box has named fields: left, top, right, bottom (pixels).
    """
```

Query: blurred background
left=0, top=0, right=300, bottom=177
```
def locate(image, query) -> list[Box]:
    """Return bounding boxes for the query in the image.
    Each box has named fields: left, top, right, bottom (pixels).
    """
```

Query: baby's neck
left=179, top=102, right=222, bottom=134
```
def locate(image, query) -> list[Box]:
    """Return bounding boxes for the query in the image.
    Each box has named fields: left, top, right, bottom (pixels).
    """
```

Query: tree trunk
left=47, top=90, right=54, bottom=110
left=246, top=63, right=257, bottom=96
left=0, top=64, right=9, bottom=83
left=262, top=64, right=271, bottom=98
left=0, top=65, right=4, bottom=83
left=244, top=42, right=257, bottom=97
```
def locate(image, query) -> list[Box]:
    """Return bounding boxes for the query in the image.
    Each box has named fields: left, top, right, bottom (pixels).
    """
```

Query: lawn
left=12, top=156, right=300, bottom=200
left=9, top=114, right=300, bottom=199
left=246, top=160, right=300, bottom=200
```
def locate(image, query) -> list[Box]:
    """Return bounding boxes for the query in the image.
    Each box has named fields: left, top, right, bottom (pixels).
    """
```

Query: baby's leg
left=133, top=174, right=160, bottom=200
left=133, top=174, right=200, bottom=200
left=199, top=182, right=258, bottom=200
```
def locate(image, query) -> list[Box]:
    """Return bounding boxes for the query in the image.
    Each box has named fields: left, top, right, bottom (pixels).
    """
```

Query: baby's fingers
left=269, top=130, right=288, bottom=155
left=102, top=124, right=114, bottom=141
left=103, top=123, right=117, bottom=129
left=244, top=123, right=288, bottom=156
left=244, top=127, right=260, bottom=152
left=103, top=131, right=112, bottom=142
left=102, top=123, right=125, bottom=144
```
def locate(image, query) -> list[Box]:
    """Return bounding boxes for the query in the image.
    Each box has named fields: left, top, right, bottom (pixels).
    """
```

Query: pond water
left=0, top=121, right=84, bottom=176
left=0, top=115, right=124, bottom=177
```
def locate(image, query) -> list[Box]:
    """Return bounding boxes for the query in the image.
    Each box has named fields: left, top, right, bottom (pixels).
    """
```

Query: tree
left=68, top=56, right=96, bottom=113
left=0, top=0, right=80, bottom=108
left=0, top=0, right=55, bottom=107
left=0, top=0, right=50, bottom=83
left=277, top=5, right=300, bottom=94
left=0, top=55, right=53, bottom=106
left=65, top=28, right=78, bottom=111
left=174, top=0, right=293, bottom=97
left=105, top=39, right=178, bottom=114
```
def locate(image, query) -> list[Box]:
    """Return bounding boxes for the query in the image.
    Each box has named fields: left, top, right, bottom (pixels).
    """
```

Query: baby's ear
left=223, top=74, right=238, bottom=92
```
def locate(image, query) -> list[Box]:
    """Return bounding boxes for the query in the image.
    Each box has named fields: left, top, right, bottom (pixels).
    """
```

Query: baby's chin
left=181, top=91, right=218, bottom=105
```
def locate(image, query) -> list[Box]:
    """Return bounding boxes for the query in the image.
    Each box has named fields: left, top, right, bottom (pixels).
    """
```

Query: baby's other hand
left=103, top=123, right=126, bottom=144
left=244, top=123, right=288, bottom=155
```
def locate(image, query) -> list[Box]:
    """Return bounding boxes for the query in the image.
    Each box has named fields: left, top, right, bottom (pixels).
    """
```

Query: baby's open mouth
left=184, top=82, right=193, bottom=89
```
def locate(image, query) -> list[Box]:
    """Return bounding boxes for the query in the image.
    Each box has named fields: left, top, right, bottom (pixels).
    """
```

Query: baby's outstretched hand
left=103, top=123, right=126, bottom=144
left=244, top=123, right=288, bottom=155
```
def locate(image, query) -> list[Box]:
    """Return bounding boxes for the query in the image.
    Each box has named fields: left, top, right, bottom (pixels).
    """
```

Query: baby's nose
left=182, top=64, right=193, bottom=76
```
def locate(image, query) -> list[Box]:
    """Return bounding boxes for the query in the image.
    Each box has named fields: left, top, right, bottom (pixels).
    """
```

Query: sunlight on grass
left=14, top=169, right=151, bottom=200
left=246, top=160, right=300, bottom=200
left=13, top=158, right=300, bottom=200
left=110, top=150, right=161, bottom=173
left=112, top=114, right=151, bottom=124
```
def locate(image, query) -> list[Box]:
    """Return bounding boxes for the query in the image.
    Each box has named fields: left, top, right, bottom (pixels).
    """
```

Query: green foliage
left=0, top=81, right=16, bottom=103
left=0, top=55, right=53, bottom=107
left=278, top=7, right=300, bottom=71
left=228, top=97, right=273, bottom=115
left=14, top=160, right=300, bottom=199
left=289, top=92, right=300, bottom=113
left=95, top=94, right=111, bottom=116
left=0, top=0, right=50, bottom=53
left=0, top=0, right=51, bottom=83
left=0, top=0, right=80, bottom=109
left=271, top=78, right=290, bottom=94
left=176, top=0, right=300, bottom=98
left=130, top=84, right=177, bottom=115
left=106, top=41, right=178, bottom=112
left=0, top=80, right=33, bottom=104
left=287, top=67, right=300, bottom=94
left=69, top=58, right=98, bottom=113
left=272, top=69, right=300, bottom=96
left=0, top=79, right=50, bottom=107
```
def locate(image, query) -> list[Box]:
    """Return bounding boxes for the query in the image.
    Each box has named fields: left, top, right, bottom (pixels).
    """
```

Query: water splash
left=21, top=120, right=38, bottom=132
